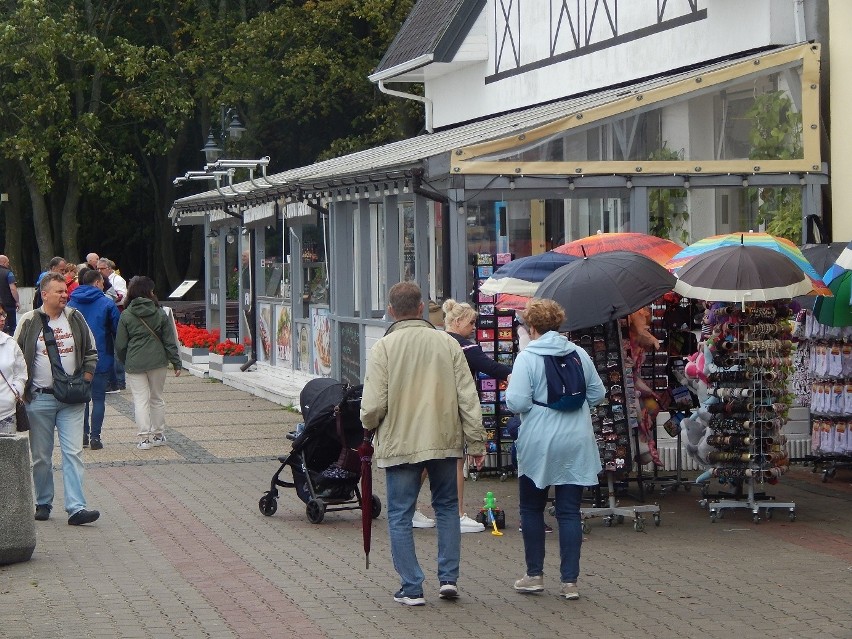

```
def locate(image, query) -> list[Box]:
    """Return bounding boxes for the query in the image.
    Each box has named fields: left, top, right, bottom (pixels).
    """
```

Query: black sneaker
left=68, top=509, right=100, bottom=526
left=104, top=385, right=119, bottom=394
left=393, top=589, right=425, bottom=606
left=34, top=505, right=51, bottom=521
left=90, top=438, right=103, bottom=450
left=83, top=434, right=89, bottom=447
left=439, top=581, right=459, bottom=600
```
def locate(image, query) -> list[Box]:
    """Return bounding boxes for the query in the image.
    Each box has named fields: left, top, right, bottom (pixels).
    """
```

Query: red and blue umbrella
left=479, top=251, right=578, bottom=297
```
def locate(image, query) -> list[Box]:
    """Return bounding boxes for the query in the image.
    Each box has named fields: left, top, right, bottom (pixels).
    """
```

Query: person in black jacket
left=443, top=298, right=512, bottom=533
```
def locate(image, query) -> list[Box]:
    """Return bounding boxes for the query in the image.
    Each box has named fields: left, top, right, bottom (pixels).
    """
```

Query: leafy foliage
left=647, top=144, right=690, bottom=244
left=0, top=0, right=417, bottom=287
left=747, top=91, right=803, bottom=244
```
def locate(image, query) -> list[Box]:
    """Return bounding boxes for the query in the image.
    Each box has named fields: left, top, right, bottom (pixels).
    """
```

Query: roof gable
left=372, top=0, right=485, bottom=79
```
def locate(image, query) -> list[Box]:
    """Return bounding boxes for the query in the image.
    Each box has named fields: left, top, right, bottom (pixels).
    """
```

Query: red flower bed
left=212, top=340, right=246, bottom=356
left=175, top=323, right=219, bottom=349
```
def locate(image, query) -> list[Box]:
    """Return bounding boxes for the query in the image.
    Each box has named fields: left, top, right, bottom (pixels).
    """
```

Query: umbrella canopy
left=553, top=232, right=682, bottom=266
left=534, top=251, right=676, bottom=331
left=833, top=241, right=852, bottom=272
left=495, top=292, right=533, bottom=311
left=801, top=243, right=848, bottom=278
left=673, top=245, right=814, bottom=302
left=665, top=231, right=831, bottom=295
left=812, top=270, right=852, bottom=327
left=479, top=251, right=579, bottom=296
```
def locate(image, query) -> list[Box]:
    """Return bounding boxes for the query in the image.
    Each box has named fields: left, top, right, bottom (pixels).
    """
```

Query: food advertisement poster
left=258, top=303, right=272, bottom=363
left=311, top=306, right=331, bottom=377
left=296, top=325, right=310, bottom=372
left=275, top=305, right=292, bottom=367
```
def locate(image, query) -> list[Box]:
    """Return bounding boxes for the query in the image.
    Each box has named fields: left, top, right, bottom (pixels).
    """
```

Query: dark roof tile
left=374, top=0, right=484, bottom=75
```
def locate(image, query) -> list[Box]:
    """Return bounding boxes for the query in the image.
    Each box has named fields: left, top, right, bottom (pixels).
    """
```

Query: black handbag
left=39, top=313, right=92, bottom=404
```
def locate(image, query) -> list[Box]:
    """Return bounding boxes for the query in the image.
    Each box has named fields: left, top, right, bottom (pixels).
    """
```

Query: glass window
left=470, top=64, right=803, bottom=165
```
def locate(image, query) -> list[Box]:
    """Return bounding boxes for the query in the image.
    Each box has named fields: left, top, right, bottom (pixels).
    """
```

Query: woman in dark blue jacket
left=443, top=299, right=512, bottom=533
left=68, top=268, right=120, bottom=450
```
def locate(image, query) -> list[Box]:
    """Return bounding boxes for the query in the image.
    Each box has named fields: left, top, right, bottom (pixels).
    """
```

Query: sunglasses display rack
left=702, top=301, right=796, bottom=524
left=471, top=252, right=516, bottom=480
left=797, top=311, right=852, bottom=482
left=567, top=321, right=661, bottom=532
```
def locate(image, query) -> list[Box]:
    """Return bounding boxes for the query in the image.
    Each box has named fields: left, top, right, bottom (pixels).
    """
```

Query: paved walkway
left=1, top=374, right=851, bottom=638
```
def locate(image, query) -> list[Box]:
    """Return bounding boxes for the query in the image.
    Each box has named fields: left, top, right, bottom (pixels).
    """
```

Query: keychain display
left=471, top=252, right=516, bottom=480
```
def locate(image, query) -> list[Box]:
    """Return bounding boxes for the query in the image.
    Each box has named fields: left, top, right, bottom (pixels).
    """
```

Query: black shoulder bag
left=39, top=313, right=92, bottom=404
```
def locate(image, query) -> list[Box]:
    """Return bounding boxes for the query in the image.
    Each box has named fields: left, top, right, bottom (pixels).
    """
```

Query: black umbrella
left=801, top=243, right=847, bottom=278
left=534, top=251, right=677, bottom=331
left=673, top=244, right=814, bottom=302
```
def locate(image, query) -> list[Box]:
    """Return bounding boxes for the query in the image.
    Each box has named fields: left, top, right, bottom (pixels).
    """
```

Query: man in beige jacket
left=361, top=282, right=485, bottom=606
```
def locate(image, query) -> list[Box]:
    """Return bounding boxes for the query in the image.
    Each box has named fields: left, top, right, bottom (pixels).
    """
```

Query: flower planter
left=208, top=352, right=248, bottom=379
left=180, top=345, right=210, bottom=365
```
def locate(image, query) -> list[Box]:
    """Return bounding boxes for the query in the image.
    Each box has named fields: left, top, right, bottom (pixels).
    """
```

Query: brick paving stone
left=2, top=373, right=851, bottom=637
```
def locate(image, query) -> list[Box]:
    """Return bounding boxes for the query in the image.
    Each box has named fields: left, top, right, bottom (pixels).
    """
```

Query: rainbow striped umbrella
left=665, top=232, right=832, bottom=296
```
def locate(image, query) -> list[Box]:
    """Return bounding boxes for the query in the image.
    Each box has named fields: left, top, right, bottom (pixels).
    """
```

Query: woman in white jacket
left=0, top=310, right=27, bottom=434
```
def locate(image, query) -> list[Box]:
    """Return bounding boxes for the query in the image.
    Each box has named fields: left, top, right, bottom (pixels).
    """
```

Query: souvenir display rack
left=470, top=252, right=516, bottom=481
left=800, top=312, right=852, bottom=482
left=702, top=301, right=796, bottom=523
left=567, top=320, right=661, bottom=532
left=642, top=295, right=702, bottom=494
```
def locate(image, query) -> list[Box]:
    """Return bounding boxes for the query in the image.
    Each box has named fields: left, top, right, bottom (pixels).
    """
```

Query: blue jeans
left=518, top=474, right=583, bottom=583
left=385, top=458, right=460, bottom=596
left=27, top=392, right=88, bottom=514
left=111, top=350, right=126, bottom=388
left=84, top=372, right=109, bottom=439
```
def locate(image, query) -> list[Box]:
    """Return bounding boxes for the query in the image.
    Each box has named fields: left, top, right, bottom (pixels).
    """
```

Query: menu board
left=339, top=322, right=361, bottom=385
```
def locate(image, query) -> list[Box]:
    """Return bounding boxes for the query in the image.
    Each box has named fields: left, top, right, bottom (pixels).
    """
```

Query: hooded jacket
left=115, top=297, right=181, bottom=374
left=68, top=285, right=120, bottom=374
left=505, top=331, right=606, bottom=488
left=360, top=319, right=485, bottom=468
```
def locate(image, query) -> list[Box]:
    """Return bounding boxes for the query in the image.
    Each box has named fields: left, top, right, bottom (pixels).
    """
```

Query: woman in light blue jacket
left=506, top=298, right=605, bottom=601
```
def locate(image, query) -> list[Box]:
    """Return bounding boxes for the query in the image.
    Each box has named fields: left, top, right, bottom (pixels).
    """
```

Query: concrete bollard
left=0, top=435, right=36, bottom=565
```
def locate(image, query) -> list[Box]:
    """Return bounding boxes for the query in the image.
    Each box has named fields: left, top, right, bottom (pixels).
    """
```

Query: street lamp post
left=201, top=105, right=246, bottom=164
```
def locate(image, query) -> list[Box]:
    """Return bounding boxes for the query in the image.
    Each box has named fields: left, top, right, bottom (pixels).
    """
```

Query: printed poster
left=275, top=305, right=292, bottom=367
left=311, top=306, right=331, bottom=377
left=258, top=303, right=272, bottom=363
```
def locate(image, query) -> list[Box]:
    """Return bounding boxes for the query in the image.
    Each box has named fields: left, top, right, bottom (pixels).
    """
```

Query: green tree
left=647, top=144, right=689, bottom=243
left=747, top=90, right=804, bottom=244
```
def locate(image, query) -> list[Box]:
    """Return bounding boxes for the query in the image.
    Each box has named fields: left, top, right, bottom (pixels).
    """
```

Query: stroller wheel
left=258, top=493, right=277, bottom=517
left=371, top=495, right=382, bottom=519
left=306, top=499, right=326, bottom=524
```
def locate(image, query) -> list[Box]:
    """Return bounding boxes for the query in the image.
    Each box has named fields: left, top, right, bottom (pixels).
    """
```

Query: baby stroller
left=258, top=378, right=381, bottom=524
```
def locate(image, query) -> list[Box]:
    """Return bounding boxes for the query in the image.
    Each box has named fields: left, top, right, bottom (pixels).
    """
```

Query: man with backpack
left=505, top=298, right=605, bottom=601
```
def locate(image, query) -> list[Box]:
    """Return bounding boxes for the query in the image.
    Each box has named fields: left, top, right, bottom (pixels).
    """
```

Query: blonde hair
left=442, top=298, right=476, bottom=328
left=521, top=298, right=565, bottom=334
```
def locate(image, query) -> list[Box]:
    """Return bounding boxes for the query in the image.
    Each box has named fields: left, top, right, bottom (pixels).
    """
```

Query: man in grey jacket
left=15, top=272, right=100, bottom=525
left=361, top=282, right=485, bottom=606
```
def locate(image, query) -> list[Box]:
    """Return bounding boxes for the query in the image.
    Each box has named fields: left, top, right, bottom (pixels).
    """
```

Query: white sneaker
left=152, top=434, right=167, bottom=447
left=137, top=439, right=152, bottom=450
left=412, top=510, right=436, bottom=528
left=460, top=513, right=485, bottom=533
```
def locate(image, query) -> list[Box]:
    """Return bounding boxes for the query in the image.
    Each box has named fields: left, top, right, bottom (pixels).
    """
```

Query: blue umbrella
left=479, top=251, right=579, bottom=296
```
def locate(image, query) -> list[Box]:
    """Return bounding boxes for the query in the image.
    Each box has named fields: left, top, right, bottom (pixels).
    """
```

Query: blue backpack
left=532, top=352, right=587, bottom=411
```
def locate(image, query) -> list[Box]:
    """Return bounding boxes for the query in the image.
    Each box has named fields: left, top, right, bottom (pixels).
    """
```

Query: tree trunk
left=1, top=169, right=24, bottom=281
left=61, top=171, right=82, bottom=263
left=18, top=160, right=54, bottom=270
